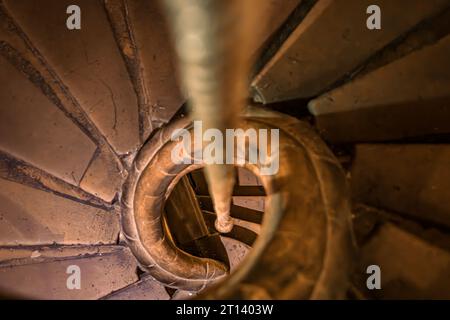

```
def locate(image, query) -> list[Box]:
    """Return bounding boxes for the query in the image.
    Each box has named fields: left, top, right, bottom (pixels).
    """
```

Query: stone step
left=0, top=151, right=111, bottom=209
left=171, top=290, right=198, bottom=300
left=352, top=203, right=450, bottom=252
left=119, top=0, right=184, bottom=134
left=0, top=54, right=95, bottom=186
left=0, top=4, right=126, bottom=202
left=192, top=169, right=265, bottom=223
left=102, top=274, right=170, bottom=300
left=191, top=168, right=264, bottom=192
left=197, top=196, right=264, bottom=224
left=253, top=0, right=302, bottom=53
left=0, top=178, right=119, bottom=246
left=354, top=222, right=450, bottom=299
left=4, top=0, right=140, bottom=155
left=232, top=218, right=261, bottom=235
left=202, top=209, right=261, bottom=235
left=252, top=0, right=449, bottom=103
left=165, top=176, right=229, bottom=264
left=79, top=148, right=125, bottom=202
left=309, top=33, right=450, bottom=142
left=221, top=236, right=251, bottom=272
left=0, top=246, right=138, bottom=299
left=233, top=196, right=265, bottom=212
left=237, top=167, right=263, bottom=186
left=0, top=245, right=117, bottom=263
left=195, top=185, right=265, bottom=197
left=351, top=144, right=450, bottom=228
left=109, top=0, right=301, bottom=138
left=203, top=211, right=258, bottom=247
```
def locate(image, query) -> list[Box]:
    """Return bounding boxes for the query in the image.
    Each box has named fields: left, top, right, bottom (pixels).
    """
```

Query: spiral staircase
left=0, top=0, right=449, bottom=299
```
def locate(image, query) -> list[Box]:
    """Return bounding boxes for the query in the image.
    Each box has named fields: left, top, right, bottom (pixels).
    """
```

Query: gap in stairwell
left=164, top=167, right=264, bottom=275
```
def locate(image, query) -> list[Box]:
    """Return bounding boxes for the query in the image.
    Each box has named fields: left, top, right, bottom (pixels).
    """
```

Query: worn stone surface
left=237, top=167, right=263, bottom=186
left=126, top=0, right=184, bottom=126
left=0, top=56, right=96, bottom=185
left=5, top=0, right=140, bottom=155
left=351, top=144, right=450, bottom=228
left=0, top=151, right=111, bottom=209
left=253, top=0, right=450, bottom=103
left=125, top=0, right=300, bottom=128
left=310, top=34, right=450, bottom=142
left=103, top=275, right=170, bottom=300
left=0, top=245, right=117, bottom=263
left=2, top=0, right=448, bottom=301
left=312, top=32, right=450, bottom=115
left=0, top=2, right=126, bottom=201
left=0, top=178, right=119, bottom=246
left=233, top=218, right=261, bottom=235
left=221, top=236, right=251, bottom=272
left=80, top=149, right=125, bottom=202
left=203, top=211, right=258, bottom=247
left=353, top=203, right=450, bottom=253
left=171, top=289, right=198, bottom=300
left=355, top=223, right=450, bottom=299
left=0, top=246, right=138, bottom=299
left=253, top=0, right=301, bottom=51
left=311, top=96, right=450, bottom=143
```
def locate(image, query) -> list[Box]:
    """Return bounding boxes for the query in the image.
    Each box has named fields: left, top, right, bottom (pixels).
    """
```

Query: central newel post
left=162, top=0, right=267, bottom=233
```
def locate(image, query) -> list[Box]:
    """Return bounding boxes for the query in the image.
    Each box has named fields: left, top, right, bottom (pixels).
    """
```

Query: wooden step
left=252, top=0, right=449, bottom=103
left=351, top=144, right=450, bottom=228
